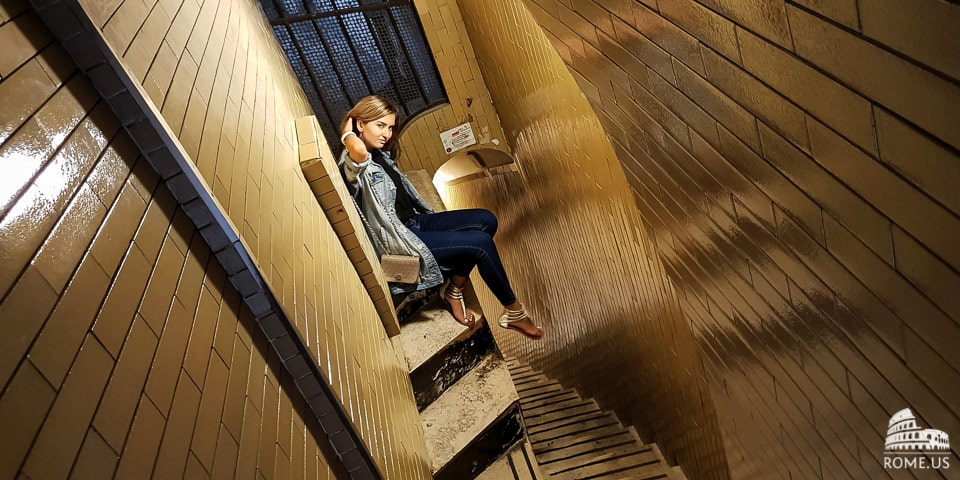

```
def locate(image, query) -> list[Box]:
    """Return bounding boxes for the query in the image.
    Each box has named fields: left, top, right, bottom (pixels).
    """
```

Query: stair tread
left=532, top=424, right=631, bottom=455
left=521, top=441, right=548, bottom=479
left=536, top=430, right=640, bottom=465
left=513, top=373, right=550, bottom=387
left=476, top=441, right=529, bottom=480
left=421, top=354, right=518, bottom=473
left=548, top=447, right=665, bottom=479
left=520, top=390, right=580, bottom=411
left=517, top=381, right=563, bottom=397
left=527, top=409, right=610, bottom=436
left=508, top=367, right=534, bottom=377
left=518, top=385, right=568, bottom=404
left=508, top=444, right=537, bottom=480
left=556, top=461, right=672, bottom=480
left=474, top=451, right=515, bottom=480
left=518, top=384, right=564, bottom=396
left=510, top=368, right=538, bottom=379
left=522, top=397, right=593, bottom=418
left=523, top=397, right=599, bottom=425
left=529, top=413, right=621, bottom=445
left=525, top=400, right=600, bottom=427
left=399, top=303, right=473, bottom=373
left=508, top=361, right=686, bottom=480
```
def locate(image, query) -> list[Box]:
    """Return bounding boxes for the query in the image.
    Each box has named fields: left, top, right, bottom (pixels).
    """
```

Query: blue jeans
left=406, top=209, right=517, bottom=306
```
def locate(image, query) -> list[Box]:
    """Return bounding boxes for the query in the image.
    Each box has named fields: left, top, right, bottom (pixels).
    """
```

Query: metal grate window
left=262, top=0, right=447, bottom=153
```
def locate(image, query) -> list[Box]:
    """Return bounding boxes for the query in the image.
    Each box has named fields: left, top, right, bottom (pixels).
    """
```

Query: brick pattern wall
left=444, top=1, right=729, bottom=479
left=517, top=0, right=960, bottom=479
left=0, top=0, right=431, bottom=477
left=0, top=9, right=350, bottom=477
left=393, top=0, right=511, bottom=176
left=298, top=116, right=401, bottom=336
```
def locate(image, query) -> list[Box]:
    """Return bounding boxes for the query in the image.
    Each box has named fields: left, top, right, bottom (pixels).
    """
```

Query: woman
left=338, top=95, right=542, bottom=340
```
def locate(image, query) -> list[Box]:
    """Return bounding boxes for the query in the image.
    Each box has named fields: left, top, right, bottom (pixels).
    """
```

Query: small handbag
left=380, top=254, right=421, bottom=284
left=351, top=197, right=421, bottom=284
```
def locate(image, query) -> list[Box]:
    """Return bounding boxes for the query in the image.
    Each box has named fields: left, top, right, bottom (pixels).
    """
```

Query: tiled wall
left=298, top=116, right=401, bottom=336
left=457, top=0, right=958, bottom=479
left=394, top=0, right=510, bottom=176
left=0, top=0, right=431, bottom=477
left=0, top=10, right=349, bottom=477
left=445, top=1, right=729, bottom=479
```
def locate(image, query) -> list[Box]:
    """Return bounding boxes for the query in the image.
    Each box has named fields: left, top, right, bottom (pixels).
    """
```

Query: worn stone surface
left=399, top=300, right=473, bottom=373
left=421, top=354, right=519, bottom=473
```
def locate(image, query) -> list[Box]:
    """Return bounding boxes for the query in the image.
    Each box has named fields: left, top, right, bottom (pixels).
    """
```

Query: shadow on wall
left=434, top=3, right=732, bottom=475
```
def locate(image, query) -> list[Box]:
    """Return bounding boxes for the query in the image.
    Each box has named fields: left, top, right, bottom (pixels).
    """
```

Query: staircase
left=297, top=136, right=682, bottom=478
left=505, top=357, right=687, bottom=480
left=397, top=285, right=526, bottom=480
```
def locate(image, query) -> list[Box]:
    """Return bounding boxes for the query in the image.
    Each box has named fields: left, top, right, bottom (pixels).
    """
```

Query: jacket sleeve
left=339, top=149, right=372, bottom=188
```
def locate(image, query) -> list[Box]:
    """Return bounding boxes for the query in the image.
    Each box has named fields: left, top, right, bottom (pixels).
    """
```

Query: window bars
left=262, top=0, right=447, bottom=154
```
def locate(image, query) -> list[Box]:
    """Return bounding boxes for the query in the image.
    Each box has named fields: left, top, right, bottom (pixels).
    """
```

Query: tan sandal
left=443, top=283, right=476, bottom=327
left=498, top=305, right=543, bottom=340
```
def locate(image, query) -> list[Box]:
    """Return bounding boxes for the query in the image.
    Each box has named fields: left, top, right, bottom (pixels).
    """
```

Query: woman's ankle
left=450, top=276, right=469, bottom=289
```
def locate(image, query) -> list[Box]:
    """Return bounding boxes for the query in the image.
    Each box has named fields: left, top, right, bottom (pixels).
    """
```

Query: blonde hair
left=341, top=95, right=400, bottom=155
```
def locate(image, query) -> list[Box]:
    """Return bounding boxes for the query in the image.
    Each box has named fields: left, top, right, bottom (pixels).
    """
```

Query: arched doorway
left=431, top=148, right=518, bottom=195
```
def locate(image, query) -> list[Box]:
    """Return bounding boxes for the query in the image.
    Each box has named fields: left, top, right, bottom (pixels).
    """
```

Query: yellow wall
left=445, top=0, right=960, bottom=479
left=446, top=1, right=728, bottom=478
left=395, top=0, right=510, bottom=176
left=0, top=0, right=430, bottom=477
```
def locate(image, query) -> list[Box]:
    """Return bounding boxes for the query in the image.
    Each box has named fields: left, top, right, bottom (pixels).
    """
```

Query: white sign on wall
left=440, top=122, right=477, bottom=154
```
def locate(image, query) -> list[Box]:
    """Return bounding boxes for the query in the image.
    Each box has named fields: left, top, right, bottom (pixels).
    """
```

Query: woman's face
left=358, top=113, right=396, bottom=150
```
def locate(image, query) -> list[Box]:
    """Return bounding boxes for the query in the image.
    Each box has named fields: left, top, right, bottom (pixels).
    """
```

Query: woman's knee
left=477, top=209, right=498, bottom=236
left=458, top=231, right=497, bottom=258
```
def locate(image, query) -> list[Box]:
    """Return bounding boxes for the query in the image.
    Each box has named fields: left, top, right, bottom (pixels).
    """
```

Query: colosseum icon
left=885, top=408, right=950, bottom=452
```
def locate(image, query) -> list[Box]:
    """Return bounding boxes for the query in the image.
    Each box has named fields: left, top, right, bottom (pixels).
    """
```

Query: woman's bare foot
left=443, top=281, right=476, bottom=326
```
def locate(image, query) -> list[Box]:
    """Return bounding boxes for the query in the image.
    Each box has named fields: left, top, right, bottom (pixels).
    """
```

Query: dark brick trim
left=27, top=1, right=382, bottom=478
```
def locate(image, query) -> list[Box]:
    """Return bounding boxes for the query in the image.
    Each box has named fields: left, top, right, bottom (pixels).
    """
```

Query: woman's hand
left=342, top=117, right=368, bottom=163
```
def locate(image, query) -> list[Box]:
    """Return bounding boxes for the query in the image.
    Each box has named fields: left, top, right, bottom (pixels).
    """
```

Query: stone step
left=547, top=444, right=664, bottom=480
left=475, top=440, right=546, bottom=480
left=421, top=353, right=523, bottom=480
left=399, top=300, right=475, bottom=373
left=525, top=400, right=602, bottom=429
left=527, top=409, right=610, bottom=437
left=399, top=282, right=499, bottom=411
left=531, top=423, right=629, bottom=456
left=529, top=412, right=622, bottom=446
left=535, top=428, right=637, bottom=465
left=518, top=384, right=567, bottom=405
left=406, top=314, right=496, bottom=411
left=521, top=393, right=588, bottom=419
left=513, top=374, right=554, bottom=390
left=509, top=365, right=536, bottom=378
left=516, top=379, right=563, bottom=398
left=556, top=462, right=672, bottom=480
left=506, top=358, right=687, bottom=480
left=514, top=379, right=563, bottom=400
left=520, top=389, right=580, bottom=411
left=513, top=373, right=550, bottom=388
left=393, top=284, right=442, bottom=324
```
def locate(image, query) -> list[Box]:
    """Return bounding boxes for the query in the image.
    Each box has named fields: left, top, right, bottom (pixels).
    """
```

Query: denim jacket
left=339, top=149, right=444, bottom=294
